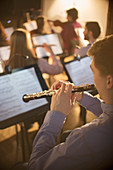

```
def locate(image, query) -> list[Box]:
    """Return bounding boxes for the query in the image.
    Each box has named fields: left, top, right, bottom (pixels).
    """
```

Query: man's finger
left=60, top=83, right=66, bottom=93
left=66, top=84, right=73, bottom=96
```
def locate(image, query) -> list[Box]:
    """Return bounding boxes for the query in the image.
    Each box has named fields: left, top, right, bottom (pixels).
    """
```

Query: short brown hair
left=88, top=34, right=113, bottom=76
left=66, top=8, right=78, bottom=22
left=86, top=22, right=101, bottom=39
left=36, top=16, right=45, bottom=29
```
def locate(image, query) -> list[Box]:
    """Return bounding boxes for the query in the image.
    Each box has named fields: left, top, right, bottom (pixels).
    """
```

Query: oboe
left=23, top=84, right=96, bottom=103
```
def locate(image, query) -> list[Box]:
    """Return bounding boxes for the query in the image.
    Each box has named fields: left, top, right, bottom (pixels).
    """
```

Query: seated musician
left=6, top=28, right=63, bottom=130
left=30, top=15, right=52, bottom=36
left=74, top=21, right=101, bottom=57
left=28, top=35, right=113, bottom=170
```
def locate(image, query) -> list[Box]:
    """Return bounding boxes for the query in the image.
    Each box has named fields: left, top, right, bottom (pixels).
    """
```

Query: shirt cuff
left=44, top=110, right=66, bottom=128
left=78, top=92, right=93, bottom=106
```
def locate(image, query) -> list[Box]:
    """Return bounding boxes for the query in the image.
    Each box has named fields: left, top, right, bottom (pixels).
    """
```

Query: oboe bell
left=23, top=90, right=56, bottom=103
left=22, top=84, right=96, bottom=103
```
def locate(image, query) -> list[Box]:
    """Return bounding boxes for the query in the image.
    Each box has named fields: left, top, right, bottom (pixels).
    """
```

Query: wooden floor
left=0, top=58, right=97, bottom=170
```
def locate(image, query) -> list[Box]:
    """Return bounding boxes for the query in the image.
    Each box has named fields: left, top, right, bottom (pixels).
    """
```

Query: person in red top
left=53, top=8, right=82, bottom=55
left=66, top=8, right=81, bottom=29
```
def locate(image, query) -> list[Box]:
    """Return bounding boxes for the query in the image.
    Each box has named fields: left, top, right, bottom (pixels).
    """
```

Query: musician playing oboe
left=28, top=35, right=113, bottom=170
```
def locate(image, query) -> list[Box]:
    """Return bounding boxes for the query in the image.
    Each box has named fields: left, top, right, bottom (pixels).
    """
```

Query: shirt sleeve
left=28, top=110, right=97, bottom=170
left=76, top=45, right=91, bottom=57
left=78, top=92, right=103, bottom=117
left=38, top=58, right=63, bottom=75
left=28, top=110, right=66, bottom=169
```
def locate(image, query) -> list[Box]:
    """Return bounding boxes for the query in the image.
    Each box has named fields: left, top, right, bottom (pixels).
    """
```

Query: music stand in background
left=0, top=45, right=10, bottom=61
left=61, top=56, right=97, bottom=124
left=23, top=20, right=37, bottom=32
left=32, top=33, right=66, bottom=86
left=0, top=64, right=50, bottom=162
left=32, top=33, right=65, bottom=58
left=5, top=27, right=14, bottom=40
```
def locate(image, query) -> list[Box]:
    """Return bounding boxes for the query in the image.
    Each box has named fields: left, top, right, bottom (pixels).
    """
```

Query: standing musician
left=28, top=34, right=113, bottom=170
left=49, top=8, right=82, bottom=55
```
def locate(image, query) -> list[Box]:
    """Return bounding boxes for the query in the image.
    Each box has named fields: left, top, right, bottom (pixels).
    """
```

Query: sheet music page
left=0, top=67, right=48, bottom=121
left=0, top=46, right=10, bottom=61
left=65, top=57, right=94, bottom=86
left=5, top=27, right=14, bottom=40
left=23, top=20, right=37, bottom=31
left=32, top=34, right=63, bottom=58
left=75, top=28, right=89, bottom=47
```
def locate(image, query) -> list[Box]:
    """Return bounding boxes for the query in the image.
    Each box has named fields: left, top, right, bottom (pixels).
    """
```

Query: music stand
left=32, top=33, right=65, bottom=58
left=61, top=56, right=97, bottom=124
left=0, top=45, right=10, bottom=61
left=5, top=27, right=14, bottom=40
left=0, top=64, right=50, bottom=161
left=0, top=64, right=50, bottom=128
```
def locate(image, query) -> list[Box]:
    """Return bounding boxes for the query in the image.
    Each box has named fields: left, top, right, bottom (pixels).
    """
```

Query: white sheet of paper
left=0, top=67, right=48, bottom=121
left=75, top=28, right=89, bottom=47
left=65, top=57, right=94, bottom=86
left=32, top=34, right=63, bottom=58
left=23, top=20, right=37, bottom=31
left=0, top=46, right=10, bottom=61
left=0, top=62, right=4, bottom=73
left=5, top=27, right=14, bottom=40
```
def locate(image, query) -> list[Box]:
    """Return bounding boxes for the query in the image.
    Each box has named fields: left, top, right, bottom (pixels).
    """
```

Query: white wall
left=42, top=0, right=109, bottom=37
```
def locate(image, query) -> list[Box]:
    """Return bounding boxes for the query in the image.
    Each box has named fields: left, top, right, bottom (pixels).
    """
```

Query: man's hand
left=50, top=83, right=76, bottom=115
left=51, top=80, right=74, bottom=90
left=51, top=80, right=83, bottom=102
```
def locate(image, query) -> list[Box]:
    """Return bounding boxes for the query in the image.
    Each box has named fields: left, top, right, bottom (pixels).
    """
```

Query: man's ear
left=106, top=75, right=113, bottom=89
left=88, top=31, right=93, bottom=38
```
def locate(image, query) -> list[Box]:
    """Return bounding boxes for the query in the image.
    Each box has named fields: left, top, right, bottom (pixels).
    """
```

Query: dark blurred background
left=0, top=0, right=42, bottom=28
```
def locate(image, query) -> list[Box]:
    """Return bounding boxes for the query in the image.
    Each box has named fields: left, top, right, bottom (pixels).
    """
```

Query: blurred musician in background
left=74, top=21, right=101, bottom=58
left=66, top=8, right=81, bottom=29
left=6, top=28, right=63, bottom=130
left=50, top=8, right=82, bottom=55
left=7, top=28, right=63, bottom=75
left=30, top=15, right=52, bottom=36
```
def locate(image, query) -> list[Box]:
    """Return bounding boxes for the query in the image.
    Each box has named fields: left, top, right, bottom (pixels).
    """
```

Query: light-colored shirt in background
left=74, top=41, right=95, bottom=57
left=38, top=57, right=63, bottom=75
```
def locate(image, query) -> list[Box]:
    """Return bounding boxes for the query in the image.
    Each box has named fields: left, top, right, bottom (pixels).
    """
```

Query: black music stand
left=61, top=56, right=97, bottom=124
left=0, top=64, right=50, bottom=162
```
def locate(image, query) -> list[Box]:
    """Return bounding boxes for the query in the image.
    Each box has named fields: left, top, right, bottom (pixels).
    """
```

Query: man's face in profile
left=90, top=58, right=106, bottom=100
left=84, top=26, right=89, bottom=41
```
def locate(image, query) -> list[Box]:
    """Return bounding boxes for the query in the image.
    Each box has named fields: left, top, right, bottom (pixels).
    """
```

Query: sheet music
left=32, top=34, right=63, bottom=58
left=23, top=20, right=37, bottom=31
left=75, top=28, right=89, bottom=47
left=0, top=67, right=48, bottom=121
left=65, top=57, right=94, bottom=86
left=0, top=46, right=10, bottom=61
left=5, top=27, right=14, bottom=40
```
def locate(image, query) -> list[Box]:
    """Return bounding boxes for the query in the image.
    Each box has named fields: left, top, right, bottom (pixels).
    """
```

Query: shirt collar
left=101, top=102, right=113, bottom=116
left=87, top=41, right=95, bottom=46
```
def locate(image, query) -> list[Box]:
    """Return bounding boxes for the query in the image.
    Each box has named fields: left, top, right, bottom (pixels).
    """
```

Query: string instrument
left=23, top=84, right=96, bottom=103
